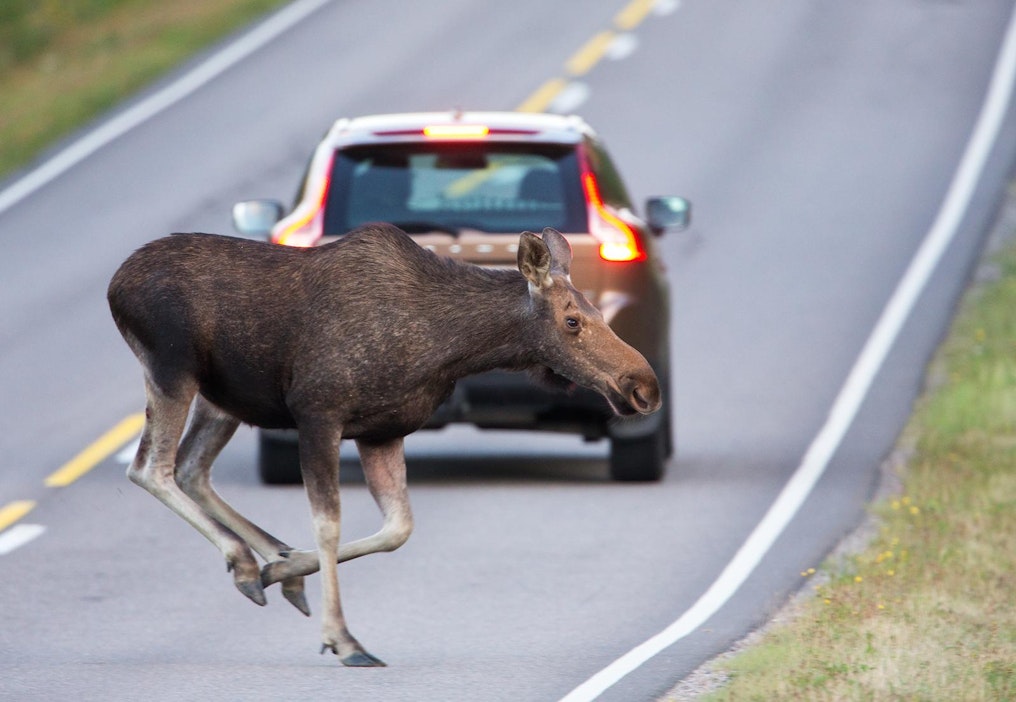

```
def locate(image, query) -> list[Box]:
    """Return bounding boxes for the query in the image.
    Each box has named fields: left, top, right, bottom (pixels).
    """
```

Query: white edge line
left=559, top=4, right=1016, bottom=700
left=0, top=524, right=47, bottom=556
left=0, top=0, right=332, bottom=217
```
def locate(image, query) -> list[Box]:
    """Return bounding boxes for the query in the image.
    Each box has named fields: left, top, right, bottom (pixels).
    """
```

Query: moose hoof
left=320, top=643, right=386, bottom=667
left=261, top=549, right=317, bottom=587
left=341, top=651, right=387, bottom=667
left=281, top=576, right=310, bottom=617
left=234, top=577, right=267, bottom=607
left=228, top=557, right=267, bottom=606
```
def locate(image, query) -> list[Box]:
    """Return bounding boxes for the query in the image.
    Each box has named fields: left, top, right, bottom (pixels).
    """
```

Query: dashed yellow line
left=566, top=31, right=616, bottom=76
left=517, top=77, right=569, bottom=113
left=1, top=414, right=144, bottom=552
left=45, top=412, right=146, bottom=487
left=0, top=500, right=36, bottom=532
left=614, top=0, right=656, bottom=30
left=518, top=0, right=667, bottom=112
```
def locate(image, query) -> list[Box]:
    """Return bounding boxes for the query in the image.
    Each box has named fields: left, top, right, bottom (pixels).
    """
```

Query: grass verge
left=0, top=0, right=287, bottom=181
left=671, top=208, right=1016, bottom=700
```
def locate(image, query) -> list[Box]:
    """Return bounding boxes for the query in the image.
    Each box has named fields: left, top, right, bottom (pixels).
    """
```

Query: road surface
left=2, top=1, right=1016, bottom=700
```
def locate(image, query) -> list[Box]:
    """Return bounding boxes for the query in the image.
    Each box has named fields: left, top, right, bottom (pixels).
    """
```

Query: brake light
left=422, top=124, right=490, bottom=139
left=582, top=172, right=645, bottom=262
left=275, top=155, right=333, bottom=247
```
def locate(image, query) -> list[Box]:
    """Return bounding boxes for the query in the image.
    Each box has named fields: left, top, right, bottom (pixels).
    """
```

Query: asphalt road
left=3, top=1, right=1016, bottom=700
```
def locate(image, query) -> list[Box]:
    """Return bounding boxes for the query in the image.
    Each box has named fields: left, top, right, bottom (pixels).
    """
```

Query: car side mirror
left=646, top=196, right=691, bottom=235
left=232, top=199, right=284, bottom=238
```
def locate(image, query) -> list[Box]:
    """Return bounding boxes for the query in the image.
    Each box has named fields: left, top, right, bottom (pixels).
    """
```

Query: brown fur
left=108, top=223, right=659, bottom=665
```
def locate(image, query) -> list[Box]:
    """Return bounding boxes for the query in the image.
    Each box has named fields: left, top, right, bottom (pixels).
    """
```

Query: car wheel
left=609, top=422, right=668, bottom=481
left=608, top=370, right=672, bottom=482
left=258, top=433, right=302, bottom=485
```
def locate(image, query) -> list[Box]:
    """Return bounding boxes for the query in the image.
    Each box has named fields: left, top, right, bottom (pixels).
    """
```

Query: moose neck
left=430, top=267, right=542, bottom=380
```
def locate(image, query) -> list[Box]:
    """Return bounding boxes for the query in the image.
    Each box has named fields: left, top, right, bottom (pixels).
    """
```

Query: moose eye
left=565, top=316, right=581, bottom=331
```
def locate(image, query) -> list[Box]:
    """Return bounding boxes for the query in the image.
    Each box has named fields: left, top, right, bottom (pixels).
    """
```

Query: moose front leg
left=261, top=437, right=412, bottom=586
left=298, top=423, right=384, bottom=667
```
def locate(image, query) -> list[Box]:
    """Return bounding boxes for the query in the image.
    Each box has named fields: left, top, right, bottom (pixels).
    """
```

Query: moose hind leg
left=129, top=378, right=265, bottom=606
left=299, top=424, right=384, bottom=667
left=174, top=395, right=309, bottom=614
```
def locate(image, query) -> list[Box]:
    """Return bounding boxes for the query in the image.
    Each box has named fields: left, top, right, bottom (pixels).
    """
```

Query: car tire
left=258, top=433, right=302, bottom=485
left=608, top=369, right=672, bottom=482
left=609, top=422, right=668, bottom=481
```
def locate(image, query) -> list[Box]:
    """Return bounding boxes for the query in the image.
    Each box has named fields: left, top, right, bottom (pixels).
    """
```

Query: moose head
left=518, top=227, right=661, bottom=418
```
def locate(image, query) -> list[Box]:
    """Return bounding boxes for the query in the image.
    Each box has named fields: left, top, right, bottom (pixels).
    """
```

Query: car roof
left=323, top=111, right=596, bottom=147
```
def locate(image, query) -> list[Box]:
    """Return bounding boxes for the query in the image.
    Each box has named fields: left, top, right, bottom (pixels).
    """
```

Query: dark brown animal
left=107, top=223, right=660, bottom=666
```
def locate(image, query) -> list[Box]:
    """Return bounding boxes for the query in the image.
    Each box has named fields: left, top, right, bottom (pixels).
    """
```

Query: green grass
left=675, top=229, right=1016, bottom=701
left=0, top=0, right=287, bottom=180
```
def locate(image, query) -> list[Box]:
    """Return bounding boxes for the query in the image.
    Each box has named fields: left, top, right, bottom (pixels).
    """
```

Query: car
left=233, top=111, right=690, bottom=484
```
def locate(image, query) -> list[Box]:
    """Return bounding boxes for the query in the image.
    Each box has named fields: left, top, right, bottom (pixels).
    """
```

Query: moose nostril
left=626, top=376, right=661, bottom=414
left=618, top=371, right=661, bottom=415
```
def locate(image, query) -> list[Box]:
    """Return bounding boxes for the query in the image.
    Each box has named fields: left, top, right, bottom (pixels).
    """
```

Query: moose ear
left=518, top=231, right=553, bottom=291
left=541, top=227, right=572, bottom=277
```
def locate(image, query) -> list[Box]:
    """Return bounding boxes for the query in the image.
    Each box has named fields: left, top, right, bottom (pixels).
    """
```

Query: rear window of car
left=323, top=142, right=586, bottom=235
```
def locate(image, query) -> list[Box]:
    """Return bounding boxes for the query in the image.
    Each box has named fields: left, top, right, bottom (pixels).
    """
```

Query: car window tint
left=324, top=143, right=585, bottom=234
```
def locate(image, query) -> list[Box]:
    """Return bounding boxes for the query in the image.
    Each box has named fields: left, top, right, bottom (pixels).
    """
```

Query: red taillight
left=581, top=172, right=646, bottom=262
left=372, top=126, right=537, bottom=138
left=274, top=155, right=333, bottom=247
left=422, top=124, right=490, bottom=139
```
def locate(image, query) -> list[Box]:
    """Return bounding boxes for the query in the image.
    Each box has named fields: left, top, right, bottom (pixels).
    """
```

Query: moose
left=107, top=223, right=661, bottom=666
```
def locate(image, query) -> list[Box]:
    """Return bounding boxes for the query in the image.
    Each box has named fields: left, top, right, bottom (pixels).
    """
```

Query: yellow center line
left=0, top=500, right=36, bottom=532
left=45, top=412, right=146, bottom=487
left=566, top=31, right=616, bottom=76
left=614, top=0, right=656, bottom=31
left=517, top=0, right=667, bottom=113
left=516, top=77, right=568, bottom=113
